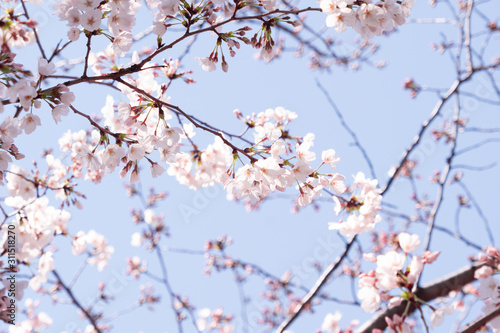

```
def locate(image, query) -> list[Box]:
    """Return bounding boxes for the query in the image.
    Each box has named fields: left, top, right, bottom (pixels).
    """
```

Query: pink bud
left=478, top=253, right=489, bottom=262
left=485, top=246, right=500, bottom=258
left=388, top=297, right=402, bottom=308
left=25, top=19, right=38, bottom=28
left=423, top=250, right=440, bottom=264
left=474, top=266, right=493, bottom=279
left=363, top=253, right=377, bottom=262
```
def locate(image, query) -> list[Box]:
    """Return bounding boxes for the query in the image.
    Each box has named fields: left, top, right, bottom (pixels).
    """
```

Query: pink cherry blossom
left=321, top=311, right=342, bottom=333
left=474, top=266, right=494, bottom=279
left=196, top=57, right=217, bottom=72
left=430, top=305, right=454, bottom=328
left=38, top=58, right=56, bottom=76
left=81, top=9, right=102, bottom=31
left=398, top=232, right=421, bottom=253
left=20, top=113, right=41, bottom=134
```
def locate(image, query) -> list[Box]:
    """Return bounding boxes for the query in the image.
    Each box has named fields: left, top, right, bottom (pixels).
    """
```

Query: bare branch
left=316, top=79, right=377, bottom=180
left=276, top=236, right=356, bottom=332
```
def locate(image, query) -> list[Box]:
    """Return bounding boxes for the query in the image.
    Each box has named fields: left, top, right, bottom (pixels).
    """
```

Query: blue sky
left=2, top=0, right=500, bottom=332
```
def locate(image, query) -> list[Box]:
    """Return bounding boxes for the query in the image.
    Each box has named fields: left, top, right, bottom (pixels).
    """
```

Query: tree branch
left=53, top=270, right=102, bottom=333
left=459, top=304, right=500, bottom=333
left=276, top=236, right=357, bottom=332
left=356, top=263, right=485, bottom=333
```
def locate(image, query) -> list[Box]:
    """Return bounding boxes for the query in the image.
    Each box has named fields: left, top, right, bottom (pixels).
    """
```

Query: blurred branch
left=53, top=270, right=102, bottom=333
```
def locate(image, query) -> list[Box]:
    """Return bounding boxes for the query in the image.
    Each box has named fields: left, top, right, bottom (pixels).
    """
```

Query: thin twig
left=20, top=0, right=46, bottom=59
left=316, top=79, right=377, bottom=180
left=82, top=34, right=92, bottom=78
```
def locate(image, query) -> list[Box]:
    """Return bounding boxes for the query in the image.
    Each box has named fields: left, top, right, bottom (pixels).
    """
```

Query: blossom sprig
left=178, top=0, right=214, bottom=28
left=196, top=307, right=235, bottom=332
left=130, top=207, right=170, bottom=250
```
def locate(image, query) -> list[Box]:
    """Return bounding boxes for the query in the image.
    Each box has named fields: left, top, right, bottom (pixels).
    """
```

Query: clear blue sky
left=2, top=0, right=500, bottom=332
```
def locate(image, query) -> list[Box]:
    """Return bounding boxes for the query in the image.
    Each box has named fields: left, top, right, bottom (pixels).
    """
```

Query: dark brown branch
left=459, top=304, right=500, bottom=333
left=82, top=34, right=92, bottom=78
left=53, top=7, right=320, bottom=87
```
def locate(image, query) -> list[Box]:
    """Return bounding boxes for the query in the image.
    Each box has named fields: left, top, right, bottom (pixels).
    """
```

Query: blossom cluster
left=0, top=53, right=77, bottom=184
left=0, top=2, right=36, bottom=50
left=54, top=0, right=137, bottom=54
left=217, top=107, right=347, bottom=210
left=320, top=0, right=416, bottom=39
left=0, top=160, right=114, bottom=323
left=72, top=230, right=115, bottom=271
left=328, top=172, right=382, bottom=237
left=357, top=233, right=441, bottom=327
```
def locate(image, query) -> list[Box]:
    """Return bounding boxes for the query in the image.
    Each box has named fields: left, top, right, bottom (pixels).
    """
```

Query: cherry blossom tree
left=0, top=0, right=499, bottom=332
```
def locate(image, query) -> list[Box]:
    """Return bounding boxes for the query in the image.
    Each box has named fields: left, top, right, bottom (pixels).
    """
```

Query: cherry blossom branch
left=356, top=263, right=486, bottom=333
left=455, top=137, right=500, bottom=155
left=458, top=91, right=500, bottom=105
left=52, top=270, right=103, bottom=333
left=32, top=7, right=319, bottom=90
left=453, top=162, right=497, bottom=171
left=69, top=105, right=133, bottom=142
left=408, top=18, right=460, bottom=26
left=105, top=300, right=143, bottom=322
left=275, top=236, right=356, bottom=332
left=169, top=245, right=360, bottom=306
left=45, top=75, right=120, bottom=90
left=114, top=78, right=257, bottom=162
left=382, top=209, right=484, bottom=250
